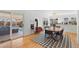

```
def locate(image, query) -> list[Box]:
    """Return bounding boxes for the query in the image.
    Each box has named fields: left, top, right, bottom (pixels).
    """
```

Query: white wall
left=19, top=10, right=52, bottom=35
left=24, top=10, right=77, bottom=35
left=9, top=10, right=78, bottom=36
left=49, top=13, right=77, bottom=33
left=58, top=14, right=77, bottom=22
left=22, top=10, right=55, bottom=35
left=77, top=10, right=79, bottom=44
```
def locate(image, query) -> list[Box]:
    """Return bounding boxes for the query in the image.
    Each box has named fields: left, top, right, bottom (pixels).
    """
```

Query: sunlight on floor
left=0, top=38, right=23, bottom=48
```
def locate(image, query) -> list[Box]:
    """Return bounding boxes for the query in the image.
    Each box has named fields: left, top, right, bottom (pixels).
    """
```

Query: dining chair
left=45, top=30, right=52, bottom=39
left=53, top=29, right=64, bottom=41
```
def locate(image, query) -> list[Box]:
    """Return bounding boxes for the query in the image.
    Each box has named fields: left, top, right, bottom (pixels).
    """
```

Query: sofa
left=0, top=26, right=18, bottom=36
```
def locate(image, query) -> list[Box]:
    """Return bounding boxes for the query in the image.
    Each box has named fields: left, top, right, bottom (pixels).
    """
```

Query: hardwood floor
left=64, top=32, right=78, bottom=48
left=21, top=33, right=44, bottom=48
left=0, top=32, right=78, bottom=48
left=21, top=32, right=77, bottom=48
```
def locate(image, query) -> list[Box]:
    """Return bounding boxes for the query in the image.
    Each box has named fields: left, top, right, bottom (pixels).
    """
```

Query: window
left=64, top=17, right=69, bottom=24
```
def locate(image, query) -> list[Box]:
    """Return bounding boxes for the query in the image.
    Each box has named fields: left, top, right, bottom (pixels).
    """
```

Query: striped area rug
left=33, top=34, right=73, bottom=48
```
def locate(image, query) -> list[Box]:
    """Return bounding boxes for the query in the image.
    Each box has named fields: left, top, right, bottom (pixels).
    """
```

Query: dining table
left=45, top=26, right=64, bottom=40
left=45, top=26, right=63, bottom=32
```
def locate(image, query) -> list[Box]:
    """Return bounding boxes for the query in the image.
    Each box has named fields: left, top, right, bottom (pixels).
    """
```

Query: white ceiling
left=33, top=10, right=77, bottom=15
left=9, top=10, right=77, bottom=15
left=1, top=10, right=78, bottom=18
